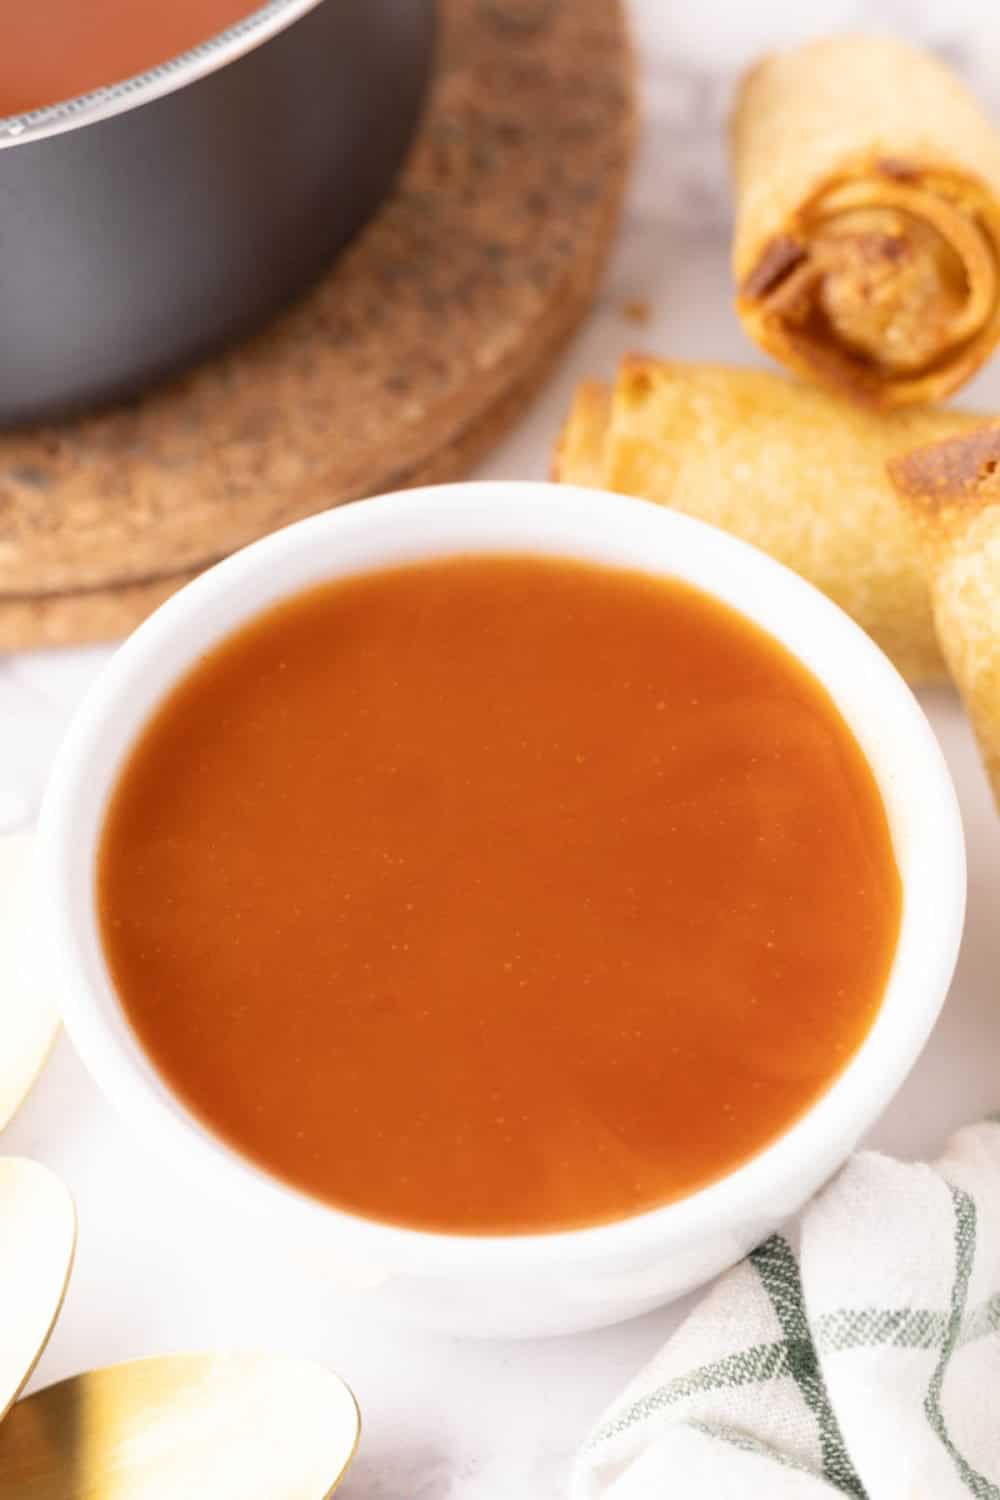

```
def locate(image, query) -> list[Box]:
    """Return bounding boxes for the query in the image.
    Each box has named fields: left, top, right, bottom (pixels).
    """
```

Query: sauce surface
left=2, top=0, right=260, bottom=118
left=98, top=555, right=901, bottom=1234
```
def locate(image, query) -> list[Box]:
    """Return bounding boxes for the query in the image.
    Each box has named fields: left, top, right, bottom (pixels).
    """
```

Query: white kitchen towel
left=573, top=1120, right=1000, bottom=1499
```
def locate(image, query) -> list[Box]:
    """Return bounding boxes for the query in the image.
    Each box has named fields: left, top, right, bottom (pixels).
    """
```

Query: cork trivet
left=0, top=0, right=634, bottom=649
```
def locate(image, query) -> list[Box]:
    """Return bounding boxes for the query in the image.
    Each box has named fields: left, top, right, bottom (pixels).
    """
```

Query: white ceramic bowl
left=36, top=482, right=966, bottom=1338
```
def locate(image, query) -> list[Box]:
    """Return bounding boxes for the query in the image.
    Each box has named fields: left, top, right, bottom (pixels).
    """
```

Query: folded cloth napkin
left=573, top=1121, right=1000, bottom=1499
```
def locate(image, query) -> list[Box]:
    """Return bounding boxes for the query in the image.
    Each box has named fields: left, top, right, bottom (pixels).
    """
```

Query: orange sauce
left=2, top=0, right=261, bottom=118
left=98, top=554, right=901, bottom=1234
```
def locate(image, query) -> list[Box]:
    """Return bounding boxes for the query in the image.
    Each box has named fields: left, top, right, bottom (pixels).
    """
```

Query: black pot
left=0, top=0, right=436, bottom=428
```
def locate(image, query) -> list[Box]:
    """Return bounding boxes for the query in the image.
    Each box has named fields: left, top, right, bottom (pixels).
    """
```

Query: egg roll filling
left=743, top=176, right=998, bottom=386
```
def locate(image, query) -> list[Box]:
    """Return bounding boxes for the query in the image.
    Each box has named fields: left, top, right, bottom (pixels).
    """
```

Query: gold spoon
left=0, top=1351, right=361, bottom=1498
left=0, top=1158, right=76, bottom=1424
left=0, top=832, right=60, bottom=1132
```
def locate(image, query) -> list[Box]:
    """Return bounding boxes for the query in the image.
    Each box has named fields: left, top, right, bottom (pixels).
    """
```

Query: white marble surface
left=5, top=4, right=1000, bottom=1495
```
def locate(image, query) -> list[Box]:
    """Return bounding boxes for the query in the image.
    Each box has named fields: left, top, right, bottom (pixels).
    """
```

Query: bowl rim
left=36, top=480, right=967, bottom=1274
left=0, top=0, right=327, bottom=148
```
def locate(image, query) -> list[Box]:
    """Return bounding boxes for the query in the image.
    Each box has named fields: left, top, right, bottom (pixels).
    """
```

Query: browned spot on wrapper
left=888, top=425, right=1000, bottom=510
left=877, top=157, right=921, bottom=183
left=740, top=235, right=807, bottom=300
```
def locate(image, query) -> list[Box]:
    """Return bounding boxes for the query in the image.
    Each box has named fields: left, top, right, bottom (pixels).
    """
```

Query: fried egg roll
left=732, top=36, right=1000, bottom=408
left=554, top=358, right=983, bottom=680
left=890, top=427, right=1000, bottom=808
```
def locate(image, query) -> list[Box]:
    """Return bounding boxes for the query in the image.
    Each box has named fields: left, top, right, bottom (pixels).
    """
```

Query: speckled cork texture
left=0, top=0, right=634, bottom=648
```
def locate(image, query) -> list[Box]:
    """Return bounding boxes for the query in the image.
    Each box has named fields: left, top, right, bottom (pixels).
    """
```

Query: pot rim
left=0, top=0, right=327, bottom=149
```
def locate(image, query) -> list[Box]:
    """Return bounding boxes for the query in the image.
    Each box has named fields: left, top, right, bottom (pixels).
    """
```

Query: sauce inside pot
left=2, top=0, right=263, bottom=118
left=98, top=554, right=901, bottom=1234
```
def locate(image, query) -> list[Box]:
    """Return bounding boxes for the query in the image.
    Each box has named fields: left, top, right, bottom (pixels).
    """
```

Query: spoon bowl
left=0, top=1352, right=360, bottom=1498
left=0, top=1157, right=76, bottom=1423
left=0, top=833, right=60, bottom=1132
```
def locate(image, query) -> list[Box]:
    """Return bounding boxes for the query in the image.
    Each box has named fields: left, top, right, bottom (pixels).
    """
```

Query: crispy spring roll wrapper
left=550, top=379, right=610, bottom=488
left=890, top=428, right=1000, bottom=807
left=732, top=36, right=1000, bottom=408
left=554, top=358, right=985, bottom=680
